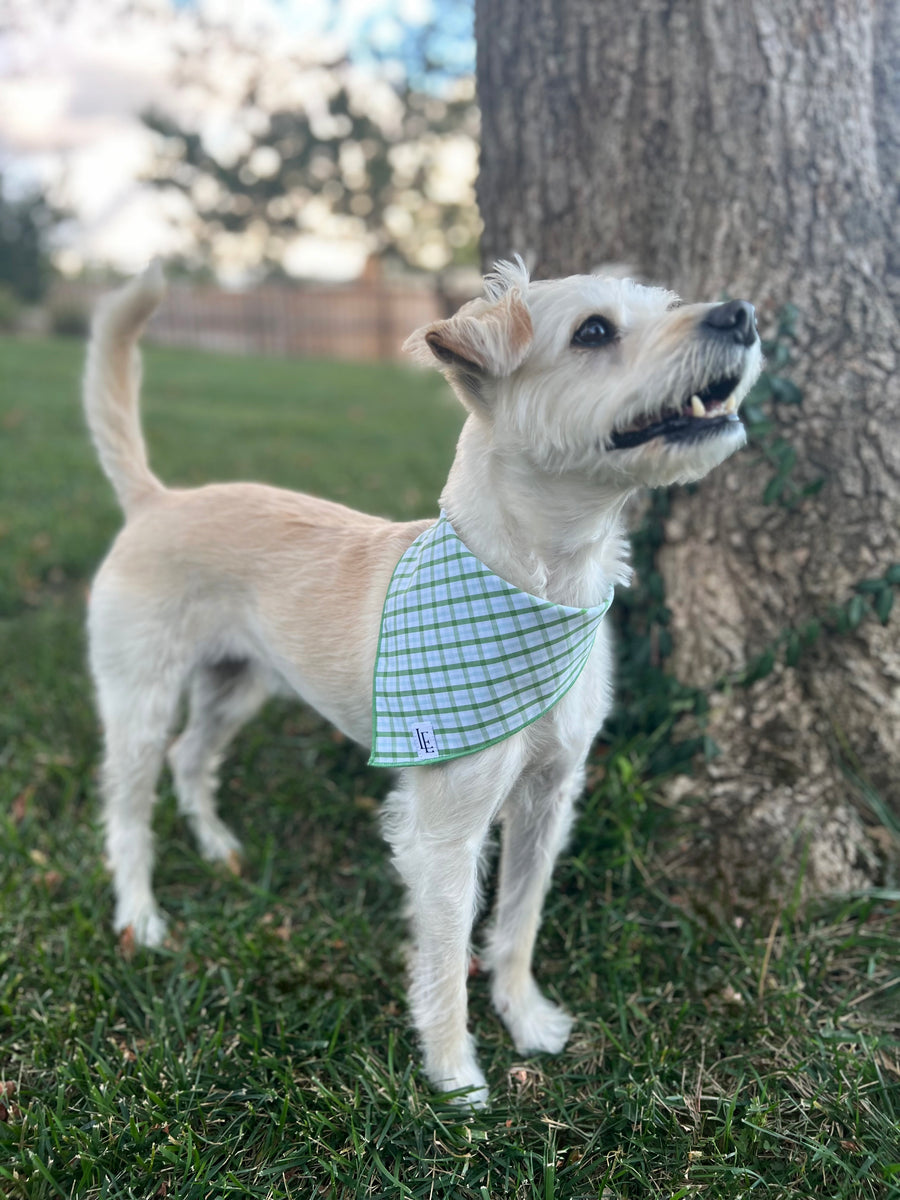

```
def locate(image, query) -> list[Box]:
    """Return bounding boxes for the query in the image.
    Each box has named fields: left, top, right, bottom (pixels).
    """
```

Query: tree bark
left=476, top=0, right=900, bottom=902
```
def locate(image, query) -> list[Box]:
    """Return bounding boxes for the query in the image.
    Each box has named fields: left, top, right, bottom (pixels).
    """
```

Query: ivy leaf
left=876, top=588, right=894, bottom=625
left=802, top=619, right=821, bottom=644
left=770, top=377, right=803, bottom=405
left=743, top=404, right=768, bottom=427
left=855, top=579, right=886, bottom=594
left=702, top=735, right=722, bottom=760
left=847, top=594, right=867, bottom=629
left=885, top=564, right=900, bottom=585
left=745, top=374, right=772, bottom=404
left=772, top=442, right=797, bottom=468
left=763, top=475, right=785, bottom=505
left=744, top=648, right=776, bottom=685
left=777, top=303, right=799, bottom=339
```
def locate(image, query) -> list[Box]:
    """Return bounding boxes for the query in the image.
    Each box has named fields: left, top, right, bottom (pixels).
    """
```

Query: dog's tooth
left=724, top=393, right=738, bottom=414
left=690, top=394, right=706, bottom=418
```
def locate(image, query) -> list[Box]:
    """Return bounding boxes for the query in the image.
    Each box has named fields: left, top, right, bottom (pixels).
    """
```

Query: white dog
left=84, top=259, right=761, bottom=1105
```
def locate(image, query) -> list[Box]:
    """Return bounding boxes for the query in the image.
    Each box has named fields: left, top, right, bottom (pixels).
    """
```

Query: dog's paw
left=115, top=905, right=168, bottom=949
left=192, top=817, right=242, bottom=866
left=448, top=1079, right=490, bottom=1111
left=425, top=1049, right=490, bottom=1110
left=493, top=981, right=574, bottom=1056
left=431, top=1066, right=490, bottom=1110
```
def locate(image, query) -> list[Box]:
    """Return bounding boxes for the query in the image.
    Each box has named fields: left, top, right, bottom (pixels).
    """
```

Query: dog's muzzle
left=609, top=300, right=758, bottom=450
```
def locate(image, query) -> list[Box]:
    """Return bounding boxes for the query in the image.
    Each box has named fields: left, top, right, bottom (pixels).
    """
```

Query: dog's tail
left=83, top=261, right=167, bottom=517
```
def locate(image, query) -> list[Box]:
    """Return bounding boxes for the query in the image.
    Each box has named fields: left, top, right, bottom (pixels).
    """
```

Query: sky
left=0, top=0, right=476, bottom=281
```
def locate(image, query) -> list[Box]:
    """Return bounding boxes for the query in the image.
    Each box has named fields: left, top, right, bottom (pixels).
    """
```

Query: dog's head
left=405, top=258, right=763, bottom=490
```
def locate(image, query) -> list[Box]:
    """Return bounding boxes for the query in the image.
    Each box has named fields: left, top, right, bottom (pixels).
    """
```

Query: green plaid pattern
left=369, top=512, right=614, bottom=767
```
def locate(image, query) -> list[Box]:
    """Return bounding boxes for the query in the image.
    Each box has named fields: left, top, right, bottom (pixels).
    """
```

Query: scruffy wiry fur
left=84, top=260, right=761, bottom=1107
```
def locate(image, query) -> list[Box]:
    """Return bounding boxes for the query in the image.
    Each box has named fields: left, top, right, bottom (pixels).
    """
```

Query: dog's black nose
left=702, top=300, right=758, bottom=346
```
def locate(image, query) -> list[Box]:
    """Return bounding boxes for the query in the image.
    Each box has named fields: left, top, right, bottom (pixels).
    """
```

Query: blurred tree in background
left=0, top=176, right=57, bottom=303
left=140, top=3, right=479, bottom=280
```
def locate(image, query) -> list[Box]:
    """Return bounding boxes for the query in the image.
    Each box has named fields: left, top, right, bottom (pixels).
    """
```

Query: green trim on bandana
left=369, top=512, right=614, bottom=767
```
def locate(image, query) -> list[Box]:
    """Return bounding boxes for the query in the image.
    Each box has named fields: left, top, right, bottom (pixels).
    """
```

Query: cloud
left=0, top=3, right=176, bottom=156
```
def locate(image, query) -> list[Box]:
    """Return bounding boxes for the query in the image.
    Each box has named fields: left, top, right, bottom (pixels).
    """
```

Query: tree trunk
left=476, top=0, right=900, bottom=902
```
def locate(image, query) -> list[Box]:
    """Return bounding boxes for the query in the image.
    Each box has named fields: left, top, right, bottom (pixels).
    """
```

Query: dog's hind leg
left=484, top=759, right=583, bottom=1056
left=97, top=676, right=183, bottom=947
left=168, top=659, right=270, bottom=864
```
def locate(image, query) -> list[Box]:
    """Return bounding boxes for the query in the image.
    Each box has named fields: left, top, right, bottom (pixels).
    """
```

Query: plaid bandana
left=369, top=512, right=614, bottom=767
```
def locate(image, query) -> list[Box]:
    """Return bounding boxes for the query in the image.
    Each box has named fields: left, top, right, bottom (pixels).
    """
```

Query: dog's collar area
left=370, top=512, right=615, bottom=768
left=609, top=370, right=743, bottom=450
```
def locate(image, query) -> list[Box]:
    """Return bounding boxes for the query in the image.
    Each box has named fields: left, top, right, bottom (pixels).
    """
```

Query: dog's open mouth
left=609, top=371, right=744, bottom=450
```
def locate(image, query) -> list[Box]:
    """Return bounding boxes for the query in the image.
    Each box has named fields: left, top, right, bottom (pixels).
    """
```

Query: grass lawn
left=1, top=333, right=898, bottom=1199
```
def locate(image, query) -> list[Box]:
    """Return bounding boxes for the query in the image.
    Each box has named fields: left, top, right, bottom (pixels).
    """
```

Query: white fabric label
left=410, top=722, right=439, bottom=758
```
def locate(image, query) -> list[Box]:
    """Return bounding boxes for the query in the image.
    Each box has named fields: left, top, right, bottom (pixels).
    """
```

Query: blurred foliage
left=0, top=283, right=22, bottom=331
left=0, top=175, right=58, bottom=303
left=49, top=301, right=90, bottom=339
left=140, top=2, right=480, bottom=279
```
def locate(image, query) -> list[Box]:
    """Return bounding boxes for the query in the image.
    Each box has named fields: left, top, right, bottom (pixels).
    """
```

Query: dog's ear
left=404, top=288, right=533, bottom=408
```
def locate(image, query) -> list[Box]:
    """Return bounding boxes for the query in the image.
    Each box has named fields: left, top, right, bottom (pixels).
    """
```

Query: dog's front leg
left=381, top=750, right=518, bottom=1107
left=484, top=757, right=585, bottom=1057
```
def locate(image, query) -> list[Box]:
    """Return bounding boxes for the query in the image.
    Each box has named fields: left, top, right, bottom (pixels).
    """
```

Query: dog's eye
left=572, top=315, right=617, bottom=346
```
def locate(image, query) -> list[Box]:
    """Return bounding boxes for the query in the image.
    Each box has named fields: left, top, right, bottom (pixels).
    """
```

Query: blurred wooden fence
left=52, top=276, right=469, bottom=362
